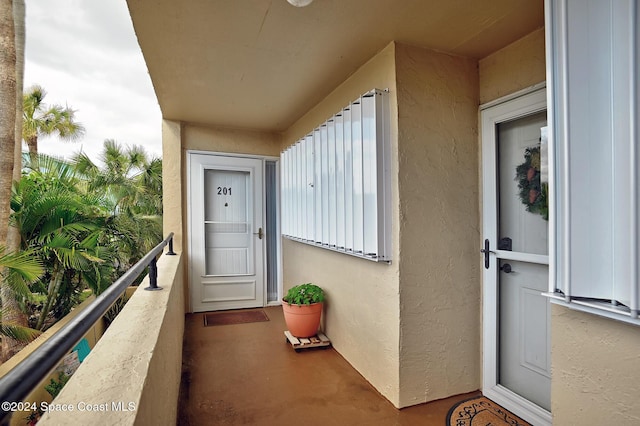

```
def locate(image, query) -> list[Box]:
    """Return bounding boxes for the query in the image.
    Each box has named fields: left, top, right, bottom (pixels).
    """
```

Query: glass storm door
left=189, top=153, right=264, bottom=312
left=481, top=88, right=551, bottom=426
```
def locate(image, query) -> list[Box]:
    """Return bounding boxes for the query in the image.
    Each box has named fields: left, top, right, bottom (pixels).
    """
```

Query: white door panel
left=499, top=260, right=551, bottom=410
left=189, top=153, right=265, bottom=312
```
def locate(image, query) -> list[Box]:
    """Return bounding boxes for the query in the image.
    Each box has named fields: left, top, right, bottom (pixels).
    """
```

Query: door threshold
left=483, top=386, right=551, bottom=426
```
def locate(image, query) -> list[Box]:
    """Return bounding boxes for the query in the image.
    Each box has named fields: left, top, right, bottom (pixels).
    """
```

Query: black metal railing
left=0, top=233, right=176, bottom=425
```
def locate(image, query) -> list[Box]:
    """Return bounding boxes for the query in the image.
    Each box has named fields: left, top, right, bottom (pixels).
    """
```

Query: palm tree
left=0, top=0, right=20, bottom=362
left=73, top=139, right=163, bottom=215
left=11, top=0, right=24, bottom=188
left=0, top=0, right=16, bottom=251
left=22, top=84, right=85, bottom=169
left=14, top=151, right=159, bottom=326
left=8, top=149, right=162, bottom=334
left=72, top=140, right=163, bottom=266
left=3, top=0, right=28, bottom=361
left=11, top=159, right=111, bottom=330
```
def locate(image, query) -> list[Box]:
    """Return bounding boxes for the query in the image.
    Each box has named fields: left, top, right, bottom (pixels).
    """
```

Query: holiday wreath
left=515, top=146, right=548, bottom=220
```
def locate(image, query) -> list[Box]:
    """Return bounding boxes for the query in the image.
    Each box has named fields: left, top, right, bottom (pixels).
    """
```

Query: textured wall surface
left=551, top=305, right=640, bottom=424
left=184, top=125, right=280, bottom=157
left=479, top=28, right=545, bottom=105
left=163, top=120, right=183, bottom=252
left=282, top=240, right=402, bottom=404
left=281, top=42, right=402, bottom=406
left=394, top=44, right=481, bottom=407
left=39, top=254, right=185, bottom=426
left=282, top=40, right=482, bottom=408
left=281, top=43, right=397, bottom=151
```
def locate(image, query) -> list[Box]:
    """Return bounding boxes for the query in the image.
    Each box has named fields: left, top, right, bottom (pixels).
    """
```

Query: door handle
left=254, top=227, right=263, bottom=240
left=480, top=239, right=495, bottom=269
left=500, top=263, right=513, bottom=273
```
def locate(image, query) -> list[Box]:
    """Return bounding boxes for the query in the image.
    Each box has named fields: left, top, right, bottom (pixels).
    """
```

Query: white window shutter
left=281, top=89, right=391, bottom=262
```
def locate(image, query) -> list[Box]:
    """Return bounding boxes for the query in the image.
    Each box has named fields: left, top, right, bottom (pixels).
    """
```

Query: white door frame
left=186, top=150, right=281, bottom=313
left=480, top=84, right=552, bottom=426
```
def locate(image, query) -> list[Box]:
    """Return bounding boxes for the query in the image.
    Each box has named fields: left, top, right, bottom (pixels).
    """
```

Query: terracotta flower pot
left=282, top=301, right=323, bottom=338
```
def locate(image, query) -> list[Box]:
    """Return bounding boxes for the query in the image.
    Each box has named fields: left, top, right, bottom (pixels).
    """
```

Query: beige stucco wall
left=551, top=305, right=640, bottom=424
left=283, top=41, right=482, bottom=408
left=394, top=44, right=480, bottom=407
left=281, top=42, right=402, bottom=406
left=39, top=254, right=184, bottom=426
left=163, top=119, right=183, bottom=252
left=478, top=28, right=546, bottom=105
left=184, top=125, right=280, bottom=157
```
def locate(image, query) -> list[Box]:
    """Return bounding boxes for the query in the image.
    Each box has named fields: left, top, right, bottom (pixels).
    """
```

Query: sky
left=23, top=0, right=162, bottom=162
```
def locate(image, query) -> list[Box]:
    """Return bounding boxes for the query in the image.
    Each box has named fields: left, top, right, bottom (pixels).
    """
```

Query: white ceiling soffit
left=127, top=0, right=544, bottom=132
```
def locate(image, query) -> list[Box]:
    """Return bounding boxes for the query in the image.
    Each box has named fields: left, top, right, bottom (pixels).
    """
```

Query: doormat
left=446, top=396, right=532, bottom=426
left=203, top=310, right=269, bottom=327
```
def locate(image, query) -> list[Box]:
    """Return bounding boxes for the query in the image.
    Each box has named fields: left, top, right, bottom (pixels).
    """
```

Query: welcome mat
left=203, top=310, right=269, bottom=327
left=446, top=396, right=532, bottom=426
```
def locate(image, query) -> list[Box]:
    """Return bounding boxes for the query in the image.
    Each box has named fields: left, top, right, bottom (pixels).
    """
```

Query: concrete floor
left=178, top=306, right=480, bottom=425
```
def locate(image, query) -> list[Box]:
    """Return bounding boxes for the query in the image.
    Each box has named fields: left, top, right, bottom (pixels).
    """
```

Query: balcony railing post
left=144, top=256, right=162, bottom=291
left=167, top=236, right=176, bottom=255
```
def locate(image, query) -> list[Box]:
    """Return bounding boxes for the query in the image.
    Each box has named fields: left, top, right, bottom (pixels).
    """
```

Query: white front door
left=481, top=87, right=552, bottom=426
left=189, top=153, right=265, bottom=312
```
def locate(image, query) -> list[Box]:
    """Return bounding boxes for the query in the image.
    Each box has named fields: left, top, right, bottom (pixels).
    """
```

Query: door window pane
left=497, top=112, right=548, bottom=255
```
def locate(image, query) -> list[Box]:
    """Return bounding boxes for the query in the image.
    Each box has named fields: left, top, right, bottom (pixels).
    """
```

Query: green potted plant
left=282, top=283, right=325, bottom=338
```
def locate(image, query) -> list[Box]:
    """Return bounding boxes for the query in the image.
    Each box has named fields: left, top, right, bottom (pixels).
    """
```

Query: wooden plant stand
left=284, top=331, right=331, bottom=352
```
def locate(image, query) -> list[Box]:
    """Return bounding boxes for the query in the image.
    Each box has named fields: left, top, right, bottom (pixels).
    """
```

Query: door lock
left=498, top=237, right=512, bottom=251
left=500, top=263, right=513, bottom=273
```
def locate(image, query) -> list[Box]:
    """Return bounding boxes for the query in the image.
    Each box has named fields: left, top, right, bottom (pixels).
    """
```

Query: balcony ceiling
left=127, top=0, right=544, bottom=132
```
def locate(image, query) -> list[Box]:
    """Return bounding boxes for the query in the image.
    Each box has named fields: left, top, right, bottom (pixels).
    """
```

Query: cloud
left=24, top=0, right=161, bottom=162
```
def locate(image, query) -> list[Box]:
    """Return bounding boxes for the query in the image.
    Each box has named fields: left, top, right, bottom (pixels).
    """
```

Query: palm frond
left=71, top=151, right=98, bottom=178
left=0, top=315, right=41, bottom=342
left=23, top=153, right=76, bottom=181
left=52, top=247, right=90, bottom=271
left=0, top=247, right=43, bottom=303
left=79, top=252, right=104, bottom=264
left=0, top=247, right=43, bottom=282
left=41, top=105, right=85, bottom=141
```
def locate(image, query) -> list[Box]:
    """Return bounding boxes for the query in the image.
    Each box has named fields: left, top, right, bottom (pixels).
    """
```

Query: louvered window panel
left=281, top=89, right=391, bottom=262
